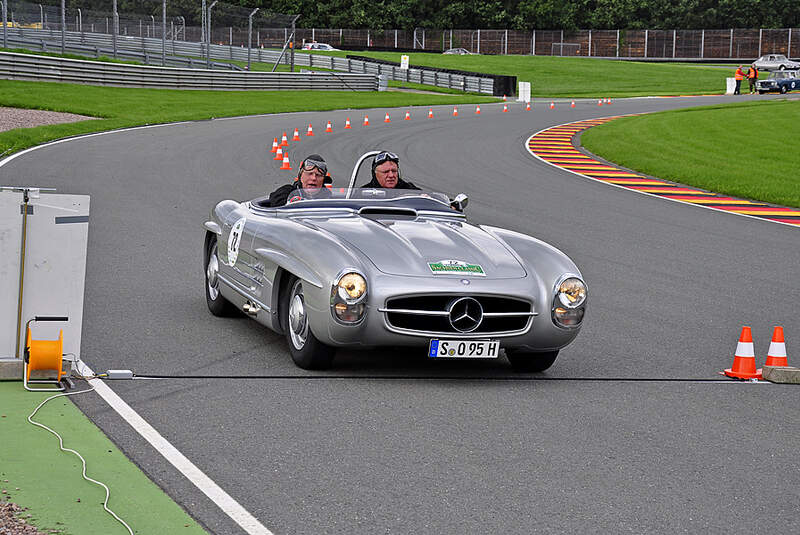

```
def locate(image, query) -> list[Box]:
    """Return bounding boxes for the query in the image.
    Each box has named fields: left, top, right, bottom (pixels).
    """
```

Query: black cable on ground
left=121, top=374, right=745, bottom=382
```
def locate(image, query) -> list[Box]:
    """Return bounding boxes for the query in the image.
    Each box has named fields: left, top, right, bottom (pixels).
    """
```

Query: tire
left=281, top=276, right=335, bottom=370
left=779, top=65, right=786, bottom=71
left=505, top=349, right=559, bottom=373
left=205, top=234, right=239, bottom=317
left=780, top=85, right=788, bottom=94
left=758, top=90, right=765, bottom=94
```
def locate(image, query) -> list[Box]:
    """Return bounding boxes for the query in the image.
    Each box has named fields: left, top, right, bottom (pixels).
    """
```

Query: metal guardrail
left=0, top=51, right=378, bottom=90
left=4, top=27, right=495, bottom=94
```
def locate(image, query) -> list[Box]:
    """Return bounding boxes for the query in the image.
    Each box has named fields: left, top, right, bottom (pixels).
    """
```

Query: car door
left=217, top=206, right=262, bottom=300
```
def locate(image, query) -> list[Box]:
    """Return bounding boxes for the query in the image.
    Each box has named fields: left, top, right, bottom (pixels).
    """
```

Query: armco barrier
left=0, top=51, right=378, bottom=90
left=4, top=28, right=496, bottom=95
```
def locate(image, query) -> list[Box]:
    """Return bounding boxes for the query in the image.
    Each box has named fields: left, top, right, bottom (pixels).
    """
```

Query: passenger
left=359, top=151, right=420, bottom=190
left=268, top=154, right=331, bottom=206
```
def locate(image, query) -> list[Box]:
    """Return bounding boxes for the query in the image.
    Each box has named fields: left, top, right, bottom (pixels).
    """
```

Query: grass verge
left=0, top=381, right=208, bottom=534
left=580, top=99, right=800, bottom=207
left=302, top=50, right=730, bottom=97
left=0, top=79, right=495, bottom=156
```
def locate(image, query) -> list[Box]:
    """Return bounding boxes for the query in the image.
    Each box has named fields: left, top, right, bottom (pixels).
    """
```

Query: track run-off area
left=2, top=94, right=799, bottom=534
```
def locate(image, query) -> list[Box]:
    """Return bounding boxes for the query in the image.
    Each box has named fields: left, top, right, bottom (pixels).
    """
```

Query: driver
left=268, top=154, right=331, bottom=206
left=359, top=151, right=420, bottom=190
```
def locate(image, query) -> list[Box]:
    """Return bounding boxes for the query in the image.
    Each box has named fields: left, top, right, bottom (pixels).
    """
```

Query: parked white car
left=753, top=54, right=800, bottom=71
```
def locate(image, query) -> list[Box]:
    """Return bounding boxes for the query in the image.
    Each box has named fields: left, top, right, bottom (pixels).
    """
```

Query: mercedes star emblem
left=448, top=297, right=483, bottom=332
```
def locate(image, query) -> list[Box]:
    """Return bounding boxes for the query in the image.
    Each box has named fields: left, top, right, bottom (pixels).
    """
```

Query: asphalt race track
left=3, top=95, right=799, bottom=534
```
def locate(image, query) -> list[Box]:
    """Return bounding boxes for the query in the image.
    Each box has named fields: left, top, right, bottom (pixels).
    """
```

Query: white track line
left=75, top=362, right=274, bottom=535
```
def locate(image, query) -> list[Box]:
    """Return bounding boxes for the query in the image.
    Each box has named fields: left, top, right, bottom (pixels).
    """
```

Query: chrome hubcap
left=288, top=281, right=308, bottom=350
left=207, top=244, right=220, bottom=300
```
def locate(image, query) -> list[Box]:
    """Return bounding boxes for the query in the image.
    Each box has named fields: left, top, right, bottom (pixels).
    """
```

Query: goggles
left=373, top=151, right=399, bottom=167
left=301, top=158, right=327, bottom=175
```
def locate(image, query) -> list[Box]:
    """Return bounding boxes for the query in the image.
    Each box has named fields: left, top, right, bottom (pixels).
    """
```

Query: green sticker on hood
left=428, top=260, right=486, bottom=276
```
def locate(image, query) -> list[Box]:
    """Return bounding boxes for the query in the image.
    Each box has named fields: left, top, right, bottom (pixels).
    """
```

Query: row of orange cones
left=268, top=99, right=615, bottom=170
left=724, top=326, right=789, bottom=380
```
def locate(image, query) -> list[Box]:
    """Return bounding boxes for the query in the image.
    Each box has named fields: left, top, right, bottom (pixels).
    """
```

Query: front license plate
left=428, top=339, right=500, bottom=359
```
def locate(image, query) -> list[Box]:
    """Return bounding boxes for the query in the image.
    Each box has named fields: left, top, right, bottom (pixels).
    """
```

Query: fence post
left=394, top=29, right=397, bottom=48
left=673, top=29, right=676, bottom=57
left=367, top=29, right=369, bottom=47
left=588, top=30, right=592, bottom=57
left=729, top=28, right=733, bottom=58
left=162, top=0, right=166, bottom=66
left=60, top=0, right=65, bottom=54
left=477, top=29, right=480, bottom=54
left=450, top=29, right=452, bottom=49
left=758, top=28, right=762, bottom=57
left=616, top=29, right=619, bottom=57
left=644, top=29, right=648, bottom=57
left=504, top=29, right=508, bottom=54
left=789, top=28, right=793, bottom=58
left=2, top=0, right=6, bottom=50
left=700, top=29, right=704, bottom=58
left=531, top=30, right=535, bottom=55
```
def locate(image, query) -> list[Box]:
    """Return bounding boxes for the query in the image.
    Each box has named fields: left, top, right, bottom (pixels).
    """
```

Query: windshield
left=268, top=187, right=455, bottom=211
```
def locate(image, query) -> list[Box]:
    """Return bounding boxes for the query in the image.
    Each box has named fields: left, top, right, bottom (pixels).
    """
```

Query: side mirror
left=451, top=193, right=469, bottom=212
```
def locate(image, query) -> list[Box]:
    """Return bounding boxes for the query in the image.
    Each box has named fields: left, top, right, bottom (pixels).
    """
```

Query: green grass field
left=0, top=78, right=496, bottom=156
left=581, top=99, right=800, bottom=207
left=299, top=50, right=730, bottom=97
left=0, top=381, right=207, bottom=534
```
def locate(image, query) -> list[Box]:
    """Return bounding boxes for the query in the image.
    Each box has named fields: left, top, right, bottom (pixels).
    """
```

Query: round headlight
left=338, top=273, right=366, bottom=301
left=557, top=278, right=586, bottom=309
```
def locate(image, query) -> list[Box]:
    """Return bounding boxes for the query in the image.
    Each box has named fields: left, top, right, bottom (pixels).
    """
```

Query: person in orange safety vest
left=734, top=65, right=745, bottom=95
left=747, top=65, right=758, bottom=94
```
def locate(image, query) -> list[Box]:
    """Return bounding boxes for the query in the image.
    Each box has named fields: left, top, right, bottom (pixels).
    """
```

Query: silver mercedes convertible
left=203, top=152, right=587, bottom=371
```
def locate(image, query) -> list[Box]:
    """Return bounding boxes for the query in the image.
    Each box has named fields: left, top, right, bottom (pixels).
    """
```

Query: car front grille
left=381, top=295, right=535, bottom=336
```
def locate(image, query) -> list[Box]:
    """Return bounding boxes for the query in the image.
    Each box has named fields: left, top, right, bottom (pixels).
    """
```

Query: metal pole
left=477, top=29, right=480, bottom=54
left=588, top=29, right=592, bottom=57
left=758, top=28, right=762, bottom=57
left=161, top=0, right=166, bottom=66
left=532, top=30, right=535, bottom=55
left=60, top=0, right=65, bottom=54
left=39, top=4, right=43, bottom=30
left=789, top=28, right=793, bottom=59
left=247, top=8, right=259, bottom=71
left=179, top=16, right=184, bottom=40
left=150, top=15, right=154, bottom=40
left=77, top=9, right=81, bottom=32
left=700, top=29, right=704, bottom=58
left=290, top=16, right=297, bottom=72
left=2, top=0, right=7, bottom=49
left=644, top=29, right=648, bottom=58
left=113, top=0, right=117, bottom=59
left=207, top=0, right=217, bottom=69
left=616, top=29, right=619, bottom=57
left=450, top=29, right=452, bottom=49
left=247, top=8, right=258, bottom=70
left=729, top=28, right=733, bottom=58
left=201, top=0, right=205, bottom=47
left=673, top=29, right=676, bottom=58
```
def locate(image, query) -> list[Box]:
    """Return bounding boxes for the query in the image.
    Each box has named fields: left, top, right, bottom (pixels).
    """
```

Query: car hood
left=305, top=215, right=528, bottom=279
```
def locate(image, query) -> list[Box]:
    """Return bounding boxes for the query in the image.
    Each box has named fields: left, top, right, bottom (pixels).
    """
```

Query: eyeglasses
left=302, top=158, right=327, bottom=175
left=373, top=151, right=399, bottom=166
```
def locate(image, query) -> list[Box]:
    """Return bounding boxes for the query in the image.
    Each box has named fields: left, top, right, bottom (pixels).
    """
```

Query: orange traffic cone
left=475, top=105, right=481, bottom=114
left=384, top=113, right=391, bottom=123
left=274, top=146, right=283, bottom=161
left=502, top=103, right=508, bottom=113
left=525, top=101, right=531, bottom=111
left=306, top=123, right=314, bottom=136
left=724, top=326, right=762, bottom=379
left=570, top=100, right=575, bottom=108
left=549, top=101, right=554, bottom=109
left=608, top=98, right=612, bottom=105
left=364, top=115, right=370, bottom=126
left=270, top=137, right=279, bottom=153
left=597, top=99, right=603, bottom=106
left=428, top=108, right=434, bottom=118
left=344, top=117, right=352, bottom=129
left=280, top=152, right=292, bottom=170
left=502, top=94, right=507, bottom=101
left=765, top=326, right=788, bottom=367
left=404, top=111, right=411, bottom=120
left=280, top=132, right=289, bottom=147
left=452, top=107, right=458, bottom=117
left=292, top=128, right=301, bottom=141
left=325, top=121, right=333, bottom=133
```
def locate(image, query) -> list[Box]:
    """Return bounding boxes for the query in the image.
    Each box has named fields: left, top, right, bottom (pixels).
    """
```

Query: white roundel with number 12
left=227, top=217, right=246, bottom=266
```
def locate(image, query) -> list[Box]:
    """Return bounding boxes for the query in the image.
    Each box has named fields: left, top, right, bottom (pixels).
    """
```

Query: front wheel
left=505, top=349, right=559, bottom=373
left=281, top=277, right=335, bottom=370
left=205, top=234, right=239, bottom=317
left=779, top=65, right=786, bottom=71
left=780, top=85, right=788, bottom=94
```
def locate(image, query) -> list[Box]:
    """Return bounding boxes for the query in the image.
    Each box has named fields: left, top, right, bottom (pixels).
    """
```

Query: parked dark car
left=756, top=70, right=800, bottom=94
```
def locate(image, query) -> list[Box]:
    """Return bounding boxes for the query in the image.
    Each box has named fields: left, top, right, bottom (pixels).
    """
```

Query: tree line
left=56, top=0, right=800, bottom=30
